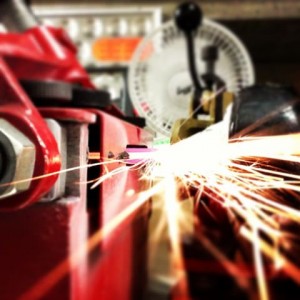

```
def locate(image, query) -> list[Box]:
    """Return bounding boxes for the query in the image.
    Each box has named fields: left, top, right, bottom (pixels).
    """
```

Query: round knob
left=174, top=1, right=202, bottom=33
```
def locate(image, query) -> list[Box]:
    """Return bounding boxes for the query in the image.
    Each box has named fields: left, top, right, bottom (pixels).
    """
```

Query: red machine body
left=0, top=56, right=61, bottom=209
left=0, top=108, right=95, bottom=300
left=0, top=11, right=150, bottom=300
left=0, top=22, right=123, bottom=209
left=0, top=26, right=92, bottom=87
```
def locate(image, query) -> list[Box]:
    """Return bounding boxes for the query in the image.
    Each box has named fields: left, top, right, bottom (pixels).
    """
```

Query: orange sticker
left=92, top=37, right=142, bottom=62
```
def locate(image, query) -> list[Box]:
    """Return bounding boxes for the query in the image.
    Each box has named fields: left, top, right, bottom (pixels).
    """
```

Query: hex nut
left=0, top=119, right=36, bottom=199
left=0, top=130, right=16, bottom=194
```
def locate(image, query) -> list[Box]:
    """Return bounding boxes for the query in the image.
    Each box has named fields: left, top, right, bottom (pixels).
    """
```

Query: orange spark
left=88, top=152, right=101, bottom=160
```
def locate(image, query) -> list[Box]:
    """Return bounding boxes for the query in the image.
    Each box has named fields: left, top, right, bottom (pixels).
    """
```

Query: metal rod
left=0, top=0, right=38, bottom=32
left=186, top=31, right=203, bottom=93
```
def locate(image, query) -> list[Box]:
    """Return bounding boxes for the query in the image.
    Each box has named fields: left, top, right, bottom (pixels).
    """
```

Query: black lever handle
left=174, top=1, right=203, bottom=93
left=0, top=0, right=38, bottom=32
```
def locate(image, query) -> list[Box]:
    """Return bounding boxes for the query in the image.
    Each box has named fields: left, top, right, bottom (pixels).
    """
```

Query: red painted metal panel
left=87, top=111, right=150, bottom=300
left=0, top=197, right=88, bottom=300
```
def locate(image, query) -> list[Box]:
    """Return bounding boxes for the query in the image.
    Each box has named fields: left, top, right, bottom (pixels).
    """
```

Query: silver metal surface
left=40, top=119, right=90, bottom=202
left=0, top=119, right=36, bottom=199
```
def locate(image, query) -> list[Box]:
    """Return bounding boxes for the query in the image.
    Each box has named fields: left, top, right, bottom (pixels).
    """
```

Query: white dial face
left=167, top=71, right=193, bottom=112
left=129, top=19, right=255, bottom=137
